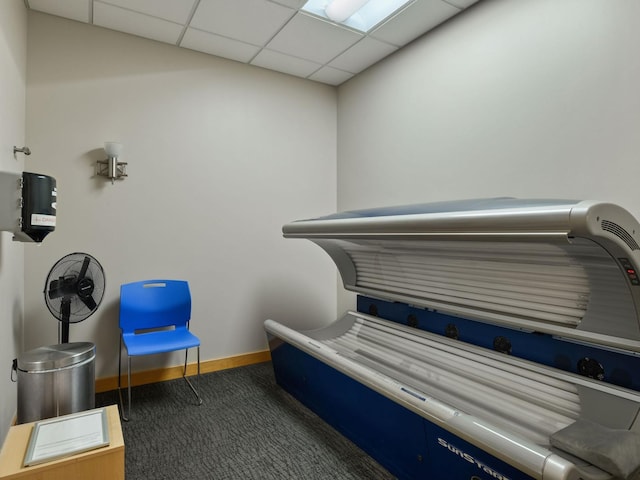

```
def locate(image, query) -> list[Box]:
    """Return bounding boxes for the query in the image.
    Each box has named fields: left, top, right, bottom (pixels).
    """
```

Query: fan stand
left=59, top=297, right=72, bottom=344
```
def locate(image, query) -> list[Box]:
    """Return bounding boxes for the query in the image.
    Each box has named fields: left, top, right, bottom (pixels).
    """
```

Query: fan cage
left=44, top=252, right=105, bottom=324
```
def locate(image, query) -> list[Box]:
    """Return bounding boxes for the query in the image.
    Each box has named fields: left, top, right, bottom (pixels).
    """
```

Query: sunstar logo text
left=437, top=438, right=512, bottom=480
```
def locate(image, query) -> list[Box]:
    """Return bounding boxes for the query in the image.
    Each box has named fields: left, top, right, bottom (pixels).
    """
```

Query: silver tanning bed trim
left=283, top=201, right=635, bottom=240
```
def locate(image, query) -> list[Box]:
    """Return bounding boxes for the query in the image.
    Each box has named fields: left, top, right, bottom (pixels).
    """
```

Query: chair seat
left=123, top=327, right=200, bottom=356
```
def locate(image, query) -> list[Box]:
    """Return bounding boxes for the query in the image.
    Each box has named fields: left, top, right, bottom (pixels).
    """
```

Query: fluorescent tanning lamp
left=301, top=0, right=414, bottom=32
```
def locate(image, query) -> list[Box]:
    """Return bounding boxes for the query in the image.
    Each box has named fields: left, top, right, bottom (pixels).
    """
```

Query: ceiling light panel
left=301, top=0, right=415, bottom=32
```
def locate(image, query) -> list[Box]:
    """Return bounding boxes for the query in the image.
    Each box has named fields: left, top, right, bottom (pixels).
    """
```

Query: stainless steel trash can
left=16, top=342, right=95, bottom=424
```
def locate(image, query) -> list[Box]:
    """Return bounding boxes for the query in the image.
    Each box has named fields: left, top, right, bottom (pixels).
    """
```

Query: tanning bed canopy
left=283, top=198, right=640, bottom=352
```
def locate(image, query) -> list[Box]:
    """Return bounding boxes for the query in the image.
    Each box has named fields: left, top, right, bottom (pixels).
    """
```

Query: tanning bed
left=264, top=199, right=640, bottom=480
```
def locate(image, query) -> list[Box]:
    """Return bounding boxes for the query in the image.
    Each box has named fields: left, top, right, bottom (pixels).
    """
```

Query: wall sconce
left=97, top=142, right=127, bottom=184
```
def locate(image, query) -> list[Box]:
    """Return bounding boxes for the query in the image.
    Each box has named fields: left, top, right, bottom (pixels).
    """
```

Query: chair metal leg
left=183, top=347, right=203, bottom=405
left=119, top=343, right=201, bottom=422
left=117, top=336, right=130, bottom=422
left=127, top=357, right=132, bottom=420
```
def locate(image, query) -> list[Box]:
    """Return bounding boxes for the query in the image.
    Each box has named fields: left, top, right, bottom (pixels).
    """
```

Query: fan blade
left=78, top=256, right=91, bottom=280
left=81, top=294, right=97, bottom=311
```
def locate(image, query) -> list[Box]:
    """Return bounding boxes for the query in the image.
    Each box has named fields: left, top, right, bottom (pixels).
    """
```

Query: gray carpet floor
left=96, top=362, right=395, bottom=479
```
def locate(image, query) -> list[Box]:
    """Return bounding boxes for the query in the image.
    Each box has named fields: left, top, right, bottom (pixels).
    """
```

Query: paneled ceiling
left=25, top=0, right=479, bottom=86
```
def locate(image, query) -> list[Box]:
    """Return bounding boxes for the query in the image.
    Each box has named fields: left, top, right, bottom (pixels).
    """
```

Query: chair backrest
left=119, top=280, right=191, bottom=333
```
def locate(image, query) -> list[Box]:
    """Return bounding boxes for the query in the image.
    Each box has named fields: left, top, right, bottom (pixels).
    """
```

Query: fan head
left=44, top=252, right=105, bottom=324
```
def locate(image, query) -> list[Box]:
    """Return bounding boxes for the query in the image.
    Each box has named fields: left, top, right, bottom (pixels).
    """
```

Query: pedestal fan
left=44, top=252, right=105, bottom=343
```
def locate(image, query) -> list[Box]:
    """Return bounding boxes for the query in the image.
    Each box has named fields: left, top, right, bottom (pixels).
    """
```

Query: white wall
left=0, top=0, right=27, bottom=443
left=336, top=0, right=640, bottom=312
left=338, top=0, right=640, bottom=209
left=24, top=12, right=337, bottom=379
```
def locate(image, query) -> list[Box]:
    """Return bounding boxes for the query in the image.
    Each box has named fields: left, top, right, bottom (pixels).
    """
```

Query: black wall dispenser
left=0, top=171, right=56, bottom=243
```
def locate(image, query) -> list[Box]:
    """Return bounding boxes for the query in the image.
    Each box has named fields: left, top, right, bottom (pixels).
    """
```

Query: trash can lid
left=17, top=342, right=95, bottom=371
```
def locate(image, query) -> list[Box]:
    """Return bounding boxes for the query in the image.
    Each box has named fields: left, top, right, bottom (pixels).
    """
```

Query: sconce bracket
left=96, top=159, right=128, bottom=184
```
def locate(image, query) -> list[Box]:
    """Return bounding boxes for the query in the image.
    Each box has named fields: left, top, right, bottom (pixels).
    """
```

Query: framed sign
left=24, top=408, right=110, bottom=467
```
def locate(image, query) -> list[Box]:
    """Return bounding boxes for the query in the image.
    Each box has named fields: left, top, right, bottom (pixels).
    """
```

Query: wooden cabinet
left=0, top=405, right=124, bottom=480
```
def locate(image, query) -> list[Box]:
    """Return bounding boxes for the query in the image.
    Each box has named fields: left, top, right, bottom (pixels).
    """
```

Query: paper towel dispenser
left=0, top=171, right=56, bottom=243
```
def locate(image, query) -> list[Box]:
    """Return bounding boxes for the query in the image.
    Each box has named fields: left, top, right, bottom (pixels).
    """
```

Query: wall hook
left=13, top=146, right=31, bottom=156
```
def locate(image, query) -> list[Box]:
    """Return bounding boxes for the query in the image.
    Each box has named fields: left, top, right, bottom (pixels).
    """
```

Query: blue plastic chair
left=118, top=279, right=202, bottom=420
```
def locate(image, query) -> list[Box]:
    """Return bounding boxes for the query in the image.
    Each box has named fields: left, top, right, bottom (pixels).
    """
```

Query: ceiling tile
left=27, top=0, right=478, bottom=86
left=181, top=28, right=260, bottom=63
left=268, top=0, right=306, bottom=8
left=93, top=2, right=184, bottom=44
left=267, top=12, right=363, bottom=65
left=370, top=0, right=460, bottom=46
left=190, top=0, right=295, bottom=47
left=443, top=0, right=479, bottom=8
left=308, top=66, right=354, bottom=86
left=251, top=49, right=321, bottom=79
left=97, top=0, right=198, bottom=24
left=329, top=37, right=397, bottom=74
left=28, top=0, right=90, bottom=23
